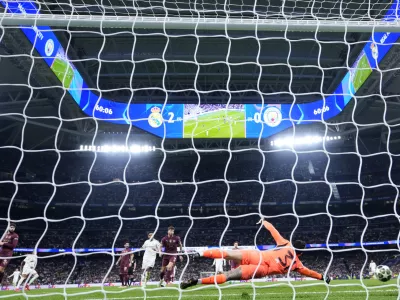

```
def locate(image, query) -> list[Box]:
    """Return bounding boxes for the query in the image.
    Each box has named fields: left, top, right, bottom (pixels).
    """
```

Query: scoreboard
left=2, top=0, right=400, bottom=138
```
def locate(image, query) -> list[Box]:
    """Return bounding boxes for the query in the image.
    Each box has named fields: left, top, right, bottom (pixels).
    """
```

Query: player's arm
left=178, top=238, right=184, bottom=262
left=212, top=259, right=216, bottom=266
left=295, top=266, right=330, bottom=284
left=115, top=254, right=121, bottom=266
left=7, top=274, right=13, bottom=278
left=160, top=238, right=166, bottom=258
left=20, top=260, right=25, bottom=273
left=141, top=240, right=148, bottom=249
left=1, top=235, right=18, bottom=249
left=130, top=254, right=136, bottom=270
left=157, top=241, right=162, bottom=258
left=257, top=219, right=288, bottom=246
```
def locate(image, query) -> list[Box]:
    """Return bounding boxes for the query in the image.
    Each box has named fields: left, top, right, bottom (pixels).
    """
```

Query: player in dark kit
left=0, top=223, right=18, bottom=285
left=229, top=241, right=240, bottom=270
left=159, top=226, right=183, bottom=287
left=127, top=255, right=137, bottom=286
left=116, top=242, right=134, bottom=288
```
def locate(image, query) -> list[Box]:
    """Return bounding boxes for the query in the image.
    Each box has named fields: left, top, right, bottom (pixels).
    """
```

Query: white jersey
left=370, top=262, right=377, bottom=272
left=24, top=254, right=37, bottom=269
left=142, top=239, right=161, bottom=259
left=11, top=271, right=20, bottom=282
left=213, top=258, right=226, bottom=272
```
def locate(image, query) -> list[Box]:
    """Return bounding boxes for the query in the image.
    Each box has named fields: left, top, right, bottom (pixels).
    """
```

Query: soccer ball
left=374, top=265, right=392, bottom=282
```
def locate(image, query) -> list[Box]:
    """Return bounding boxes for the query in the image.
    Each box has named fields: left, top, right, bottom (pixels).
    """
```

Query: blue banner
left=12, top=240, right=398, bottom=253
left=2, top=0, right=399, bottom=138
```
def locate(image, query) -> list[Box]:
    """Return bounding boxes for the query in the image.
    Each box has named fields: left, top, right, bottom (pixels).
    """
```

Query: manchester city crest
left=148, top=106, right=163, bottom=128
left=264, top=106, right=282, bottom=127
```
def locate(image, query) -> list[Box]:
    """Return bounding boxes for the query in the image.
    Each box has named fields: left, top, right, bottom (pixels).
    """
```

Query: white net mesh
left=4, top=0, right=394, bottom=20
left=1, top=0, right=400, bottom=299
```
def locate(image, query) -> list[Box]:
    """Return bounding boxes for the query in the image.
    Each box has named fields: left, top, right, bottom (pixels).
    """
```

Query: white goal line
left=85, top=289, right=398, bottom=300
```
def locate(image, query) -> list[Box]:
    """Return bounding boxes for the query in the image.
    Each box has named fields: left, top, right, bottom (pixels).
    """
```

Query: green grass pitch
left=184, top=110, right=245, bottom=138
left=51, top=57, right=75, bottom=88
left=0, top=280, right=397, bottom=299
left=352, top=54, right=372, bottom=92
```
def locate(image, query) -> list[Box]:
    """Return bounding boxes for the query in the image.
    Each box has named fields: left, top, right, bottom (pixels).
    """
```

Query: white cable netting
left=0, top=0, right=400, bottom=299
left=3, top=0, right=393, bottom=20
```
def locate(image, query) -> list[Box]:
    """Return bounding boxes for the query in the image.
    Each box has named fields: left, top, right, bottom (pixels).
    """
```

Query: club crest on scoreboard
left=148, top=106, right=163, bottom=128
left=264, top=106, right=282, bottom=127
left=370, top=42, right=378, bottom=60
left=45, top=39, right=55, bottom=57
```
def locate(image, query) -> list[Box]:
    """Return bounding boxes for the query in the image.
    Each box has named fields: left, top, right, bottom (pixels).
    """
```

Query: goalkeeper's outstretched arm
left=257, top=219, right=288, bottom=246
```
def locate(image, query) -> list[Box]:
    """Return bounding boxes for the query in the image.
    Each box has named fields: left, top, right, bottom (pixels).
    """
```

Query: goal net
left=1, top=0, right=400, bottom=299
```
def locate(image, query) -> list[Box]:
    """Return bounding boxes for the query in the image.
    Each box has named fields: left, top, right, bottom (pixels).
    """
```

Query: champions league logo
left=263, top=106, right=282, bottom=127
left=370, top=43, right=378, bottom=60
left=148, top=106, right=163, bottom=128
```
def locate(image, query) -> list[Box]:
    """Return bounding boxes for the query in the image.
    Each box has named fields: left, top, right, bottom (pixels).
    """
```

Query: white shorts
left=215, top=266, right=224, bottom=273
left=22, top=267, right=37, bottom=276
left=142, top=257, right=156, bottom=270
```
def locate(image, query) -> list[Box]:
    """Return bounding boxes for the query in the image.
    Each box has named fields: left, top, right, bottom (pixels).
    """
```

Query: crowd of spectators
left=184, top=104, right=244, bottom=117
left=2, top=246, right=400, bottom=286
left=1, top=148, right=400, bottom=285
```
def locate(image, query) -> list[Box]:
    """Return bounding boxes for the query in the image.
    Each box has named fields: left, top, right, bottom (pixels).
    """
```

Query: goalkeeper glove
left=321, top=275, right=331, bottom=284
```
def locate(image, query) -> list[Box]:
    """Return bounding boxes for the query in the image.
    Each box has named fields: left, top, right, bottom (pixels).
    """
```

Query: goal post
left=3, top=14, right=400, bottom=32
left=1, top=0, right=400, bottom=298
left=1, top=0, right=400, bottom=32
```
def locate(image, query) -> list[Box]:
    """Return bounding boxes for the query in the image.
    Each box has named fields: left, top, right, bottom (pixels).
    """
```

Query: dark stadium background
left=1, top=0, right=400, bottom=286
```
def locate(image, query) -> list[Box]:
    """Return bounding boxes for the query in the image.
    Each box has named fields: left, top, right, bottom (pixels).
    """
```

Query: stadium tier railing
left=13, top=240, right=399, bottom=253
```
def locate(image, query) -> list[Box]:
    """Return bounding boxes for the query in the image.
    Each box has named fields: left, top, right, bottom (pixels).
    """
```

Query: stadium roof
left=1, top=0, right=400, bottom=152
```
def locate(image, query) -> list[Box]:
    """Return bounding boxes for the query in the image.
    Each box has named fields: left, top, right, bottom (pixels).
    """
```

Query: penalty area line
left=86, top=288, right=398, bottom=300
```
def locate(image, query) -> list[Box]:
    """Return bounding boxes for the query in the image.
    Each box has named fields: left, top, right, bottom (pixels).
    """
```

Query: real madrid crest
left=148, top=106, right=163, bottom=128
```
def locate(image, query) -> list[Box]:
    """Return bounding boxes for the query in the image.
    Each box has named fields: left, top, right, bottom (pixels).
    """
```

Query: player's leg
left=159, top=258, right=168, bottom=286
left=181, top=264, right=268, bottom=289
left=16, top=274, right=27, bottom=290
left=165, top=257, right=177, bottom=284
left=196, top=249, right=253, bottom=267
left=143, top=266, right=153, bottom=286
left=26, top=270, right=38, bottom=289
left=0, top=256, right=9, bottom=284
left=180, top=267, right=241, bottom=289
left=119, top=266, right=128, bottom=288
left=127, top=267, right=133, bottom=286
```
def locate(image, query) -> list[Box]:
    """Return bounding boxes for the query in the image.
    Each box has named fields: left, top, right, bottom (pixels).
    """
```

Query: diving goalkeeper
left=181, top=219, right=330, bottom=289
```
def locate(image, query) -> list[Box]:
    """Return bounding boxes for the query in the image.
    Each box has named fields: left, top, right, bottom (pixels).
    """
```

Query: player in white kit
left=16, top=252, right=39, bottom=291
left=141, top=233, right=161, bottom=287
left=212, top=258, right=226, bottom=273
left=369, top=260, right=377, bottom=278
left=8, top=268, right=20, bottom=287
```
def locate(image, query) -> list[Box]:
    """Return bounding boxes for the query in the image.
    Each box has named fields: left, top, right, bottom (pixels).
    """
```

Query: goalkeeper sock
left=159, top=271, right=165, bottom=281
left=202, top=249, right=228, bottom=259
left=200, top=274, right=227, bottom=285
